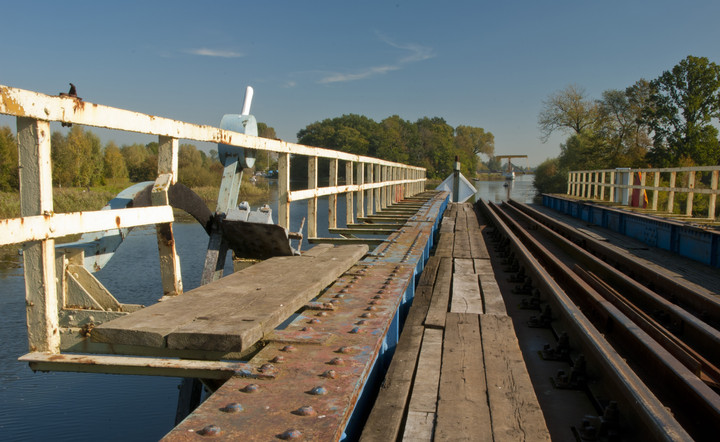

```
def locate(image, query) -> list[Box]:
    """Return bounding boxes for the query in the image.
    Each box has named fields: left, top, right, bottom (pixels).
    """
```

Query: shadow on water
left=0, top=176, right=537, bottom=440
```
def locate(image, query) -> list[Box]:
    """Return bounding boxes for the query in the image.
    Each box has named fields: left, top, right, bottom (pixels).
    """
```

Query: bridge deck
left=361, top=203, right=550, bottom=441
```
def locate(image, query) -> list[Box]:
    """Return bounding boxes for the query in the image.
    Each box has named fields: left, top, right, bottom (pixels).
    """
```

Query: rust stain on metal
left=0, top=87, right=26, bottom=116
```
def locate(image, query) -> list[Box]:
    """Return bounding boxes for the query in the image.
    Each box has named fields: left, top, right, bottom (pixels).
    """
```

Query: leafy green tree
left=534, top=157, right=567, bottom=194
left=121, top=143, right=155, bottom=182
left=0, top=126, right=18, bottom=191
left=538, top=84, right=599, bottom=143
left=593, top=88, right=650, bottom=167
left=643, top=55, right=720, bottom=166
left=416, top=117, right=455, bottom=178
left=254, top=122, right=279, bottom=172
left=375, top=115, right=418, bottom=164
left=103, top=141, right=128, bottom=180
left=297, top=114, right=378, bottom=156
left=51, top=126, right=104, bottom=187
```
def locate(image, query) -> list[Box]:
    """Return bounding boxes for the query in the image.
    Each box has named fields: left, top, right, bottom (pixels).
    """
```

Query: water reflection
left=472, top=174, right=537, bottom=204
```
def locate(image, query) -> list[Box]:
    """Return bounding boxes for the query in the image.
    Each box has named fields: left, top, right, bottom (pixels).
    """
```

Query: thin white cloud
left=318, top=34, right=434, bottom=84
left=186, top=48, right=244, bottom=58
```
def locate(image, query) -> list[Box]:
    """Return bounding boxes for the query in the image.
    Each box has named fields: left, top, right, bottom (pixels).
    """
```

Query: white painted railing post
left=609, top=171, right=616, bottom=202
left=367, top=165, right=374, bottom=215
left=278, top=153, right=290, bottom=229
left=329, top=159, right=338, bottom=229
left=600, top=172, right=606, bottom=200
left=667, top=172, right=677, bottom=213
left=685, top=171, right=695, bottom=217
left=374, top=165, right=382, bottom=213
left=356, top=163, right=365, bottom=219
left=308, top=156, right=318, bottom=238
left=345, top=161, right=354, bottom=225
left=154, top=136, right=183, bottom=297
left=652, top=172, right=660, bottom=210
left=710, top=170, right=719, bottom=220
left=17, top=117, right=60, bottom=353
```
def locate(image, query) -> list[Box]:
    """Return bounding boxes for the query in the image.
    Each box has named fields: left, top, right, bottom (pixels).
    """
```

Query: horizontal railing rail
left=0, top=84, right=426, bottom=354
left=567, top=166, right=719, bottom=219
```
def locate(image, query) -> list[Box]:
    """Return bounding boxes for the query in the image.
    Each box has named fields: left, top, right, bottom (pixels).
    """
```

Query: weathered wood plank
left=402, top=411, right=435, bottom=441
left=450, top=273, right=483, bottom=314
left=453, top=206, right=472, bottom=259
left=403, top=328, right=443, bottom=441
left=480, top=314, right=551, bottom=441
left=417, top=255, right=441, bottom=288
left=434, top=232, right=454, bottom=258
left=469, top=231, right=490, bottom=259
left=453, top=258, right=475, bottom=275
left=360, top=325, right=425, bottom=442
left=436, top=313, right=492, bottom=441
left=424, top=257, right=453, bottom=329
left=480, top=277, right=506, bottom=316
left=93, top=245, right=368, bottom=352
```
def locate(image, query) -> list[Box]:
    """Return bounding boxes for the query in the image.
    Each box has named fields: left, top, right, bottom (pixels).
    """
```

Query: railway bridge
left=2, top=84, right=720, bottom=440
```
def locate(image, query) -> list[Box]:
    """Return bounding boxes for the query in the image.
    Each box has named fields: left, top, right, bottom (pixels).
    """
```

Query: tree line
left=534, top=55, right=720, bottom=194
left=0, top=114, right=493, bottom=192
left=297, top=114, right=494, bottom=179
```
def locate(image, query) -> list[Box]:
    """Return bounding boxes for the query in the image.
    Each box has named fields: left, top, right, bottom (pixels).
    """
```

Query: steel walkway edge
left=163, top=192, right=449, bottom=441
left=543, top=194, right=720, bottom=268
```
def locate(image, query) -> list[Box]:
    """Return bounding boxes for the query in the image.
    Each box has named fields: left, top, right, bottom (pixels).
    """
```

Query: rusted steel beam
left=162, top=192, right=448, bottom=441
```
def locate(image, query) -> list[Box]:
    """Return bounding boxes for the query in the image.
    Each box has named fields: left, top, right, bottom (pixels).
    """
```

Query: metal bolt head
left=300, top=326, right=313, bottom=332
left=329, top=357, right=344, bottom=366
left=361, top=312, right=373, bottom=318
left=334, top=293, right=345, bottom=298
left=308, top=386, right=328, bottom=395
left=309, top=318, right=321, bottom=324
left=197, top=425, right=221, bottom=436
left=349, top=327, right=361, bottom=334
left=240, top=383, right=259, bottom=393
left=366, top=306, right=377, bottom=311
left=316, top=311, right=327, bottom=317
left=278, top=429, right=302, bottom=440
left=356, top=320, right=368, bottom=325
left=293, top=405, right=317, bottom=416
left=221, top=402, right=244, bottom=413
left=259, top=363, right=275, bottom=372
left=321, top=369, right=337, bottom=379
left=337, top=346, right=352, bottom=354
left=373, top=294, right=383, bottom=299
left=281, top=345, right=296, bottom=352
left=271, top=355, right=285, bottom=363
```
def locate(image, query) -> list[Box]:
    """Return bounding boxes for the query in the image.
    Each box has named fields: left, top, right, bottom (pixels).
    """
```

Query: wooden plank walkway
left=361, top=202, right=550, bottom=441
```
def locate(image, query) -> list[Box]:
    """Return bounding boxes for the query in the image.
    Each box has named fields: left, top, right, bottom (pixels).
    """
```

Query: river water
left=0, top=175, right=535, bottom=440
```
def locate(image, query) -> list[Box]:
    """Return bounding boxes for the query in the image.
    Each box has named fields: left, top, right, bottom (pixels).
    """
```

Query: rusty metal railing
left=568, top=166, right=720, bottom=220
left=0, top=84, right=426, bottom=355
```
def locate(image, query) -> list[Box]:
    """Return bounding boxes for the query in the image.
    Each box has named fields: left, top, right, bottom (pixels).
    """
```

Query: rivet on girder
left=300, top=326, right=313, bottom=332
left=240, top=384, right=259, bottom=393
left=292, top=405, right=317, bottom=416
left=356, top=320, right=368, bottom=325
left=377, top=289, right=385, bottom=294
left=361, top=312, right=373, bottom=318
left=316, top=311, right=328, bottom=317
left=321, top=369, right=337, bottom=379
left=334, top=293, right=345, bottom=298
left=373, top=295, right=383, bottom=299
left=366, top=306, right=377, bottom=311
left=308, top=386, right=328, bottom=395
left=282, top=345, right=296, bottom=352
left=369, top=300, right=380, bottom=305
left=259, top=363, right=276, bottom=373
left=329, top=357, right=345, bottom=366
left=337, top=346, right=352, bottom=354
left=197, top=425, right=221, bottom=436
left=271, top=355, right=285, bottom=363
left=349, top=327, right=361, bottom=334
left=220, top=402, right=244, bottom=413
left=278, top=429, right=302, bottom=440
left=309, top=318, right=321, bottom=324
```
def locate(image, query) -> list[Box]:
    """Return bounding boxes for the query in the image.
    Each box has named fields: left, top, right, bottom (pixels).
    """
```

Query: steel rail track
left=501, top=200, right=720, bottom=374
left=476, top=199, right=697, bottom=441
left=506, top=199, right=720, bottom=323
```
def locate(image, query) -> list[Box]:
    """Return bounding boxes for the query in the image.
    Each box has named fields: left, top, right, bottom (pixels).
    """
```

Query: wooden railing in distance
left=0, top=84, right=426, bottom=354
left=567, top=166, right=719, bottom=219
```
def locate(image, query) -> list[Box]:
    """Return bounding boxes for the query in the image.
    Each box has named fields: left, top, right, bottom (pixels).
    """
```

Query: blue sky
left=2, top=0, right=719, bottom=166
